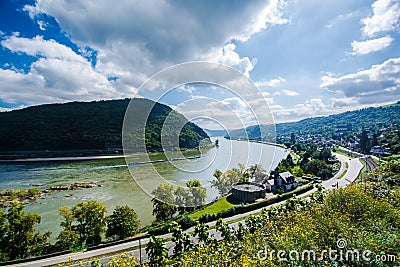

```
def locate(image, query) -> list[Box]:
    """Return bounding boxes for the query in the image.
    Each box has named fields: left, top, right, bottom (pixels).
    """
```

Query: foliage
left=184, top=180, right=206, bottom=209
left=210, top=164, right=264, bottom=196
left=151, top=184, right=177, bottom=222
left=229, top=102, right=400, bottom=140
left=0, top=203, right=50, bottom=261
left=145, top=235, right=168, bottom=265
left=169, top=222, right=194, bottom=257
left=55, top=229, right=79, bottom=251
left=302, top=159, right=333, bottom=179
left=58, top=201, right=107, bottom=247
left=152, top=180, right=207, bottom=222
left=175, top=214, right=195, bottom=230
left=194, top=222, right=212, bottom=247
left=106, top=205, right=140, bottom=240
left=176, top=182, right=400, bottom=266
left=197, top=184, right=313, bottom=224
left=108, top=253, right=139, bottom=267
left=0, top=98, right=209, bottom=152
left=275, top=154, right=294, bottom=172
left=0, top=188, right=41, bottom=204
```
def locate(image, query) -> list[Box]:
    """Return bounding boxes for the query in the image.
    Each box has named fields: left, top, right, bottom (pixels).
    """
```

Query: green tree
left=210, top=165, right=249, bottom=196
left=185, top=180, right=206, bottom=209
left=1, top=204, right=50, bottom=260
left=55, top=229, right=79, bottom=251
left=169, top=222, right=193, bottom=257
left=145, top=236, right=168, bottom=265
left=106, top=205, right=140, bottom=240
left=72, top=200, right=107, bottom=246
left=151, top=184, right=176, bottom=222
left=56, top=206, right=79, bottom=250
left=290, top=132, right=296, bottom=144
left=248, top=164, right=267, bottom=183
left=210, top=169, right=229, bottom=196
left=359, top=129, right=369, bottom=154
left=303, top=159, right=333, bottom=179
left=215, top=218, right=232, bottom=242
left=194, top=222, right=212, bottom=247
left=174, top=185, right=189, bottom=214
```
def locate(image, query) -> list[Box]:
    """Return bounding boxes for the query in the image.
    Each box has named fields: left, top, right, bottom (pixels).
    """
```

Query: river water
left=0, top=138, right=287, bottom=239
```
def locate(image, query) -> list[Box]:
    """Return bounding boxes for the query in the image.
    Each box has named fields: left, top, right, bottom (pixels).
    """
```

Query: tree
left=359, top=130, right=369, bottom=154
left=194, top=222, right=212, bottom=247
left=185, top=180, right=206, bottom=209
left=152, top=184, right=176, bottom=222
left=106, top=205, right=140, bottom=240
left=290, top=132, right=296, bottom=144
left=55, top=229, right=79, bottom=251
left=215, top=218, right=232, bottom=241
left=72, top=200, right=107, bottom=246
left=210, top=165, right=250, bottom=196
left=210, top=169, right=229, bottom=196
left=56, top=206, right=79, bottom=250
left=174, top=185, right=189, bottom=214
left=146, top=235, right=168, bottom=265
left=302, top=159, right=333, bottom=179
left=248, top=164, right=268, bottom=183
left=1, top=203, right=50, bottom=260
left=169, top=222, right=193, bottom=257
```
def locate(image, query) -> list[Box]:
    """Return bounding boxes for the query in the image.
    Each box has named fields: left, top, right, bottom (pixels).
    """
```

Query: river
left=0, top=138, right=288, bottom=239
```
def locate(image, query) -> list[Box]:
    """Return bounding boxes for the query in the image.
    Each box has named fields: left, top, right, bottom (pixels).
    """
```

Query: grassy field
left=190, top=196, right=235, bottom=220
left=334, top=149, right=355, bottom=158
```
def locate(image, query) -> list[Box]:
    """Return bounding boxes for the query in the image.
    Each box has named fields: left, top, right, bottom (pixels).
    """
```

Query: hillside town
left=277, top=122, right=399, bottom=157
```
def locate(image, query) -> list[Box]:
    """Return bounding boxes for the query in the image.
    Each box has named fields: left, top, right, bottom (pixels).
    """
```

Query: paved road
left=11, top=153, right=364, bottom=267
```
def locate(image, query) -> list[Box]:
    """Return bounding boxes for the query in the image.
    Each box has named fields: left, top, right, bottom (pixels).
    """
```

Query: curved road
left=10, top=153, right=363, bottom=267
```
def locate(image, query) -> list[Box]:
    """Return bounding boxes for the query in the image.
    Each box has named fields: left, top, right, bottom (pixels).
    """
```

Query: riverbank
left=0, top=149, right=204, bottom=163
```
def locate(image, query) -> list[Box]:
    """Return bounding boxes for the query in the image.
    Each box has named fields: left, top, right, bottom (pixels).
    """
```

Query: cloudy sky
left=0, top=0, right=399, bottom=129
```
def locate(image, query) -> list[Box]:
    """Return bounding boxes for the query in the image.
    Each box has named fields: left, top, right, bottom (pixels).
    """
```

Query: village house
left=263, top=171, right=298, bottom=192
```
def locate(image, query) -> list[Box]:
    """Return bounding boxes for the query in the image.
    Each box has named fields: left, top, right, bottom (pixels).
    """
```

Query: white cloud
left=362, top=0, right=400, bottom=37
left=255, top=77, right=286, bottom=88
left=281, top=89, right=299, bottom=96
left=321, top=57, right=400, bottom=104
left=21, top=0, right=289, bottom=90
left=1, top=35, right=86, bottom=63
left=271, top=98, right=329, bottom=121
left=0, top=35, right=134, bottom=105
left=350, top=36, right=393, bottom=55
left=234, top=0, right=290, bottom=41
left=203, top=43, right=257, bottom=77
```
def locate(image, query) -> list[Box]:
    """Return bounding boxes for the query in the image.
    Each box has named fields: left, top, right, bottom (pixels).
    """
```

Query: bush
left=176, top=214, right=195, bottom=230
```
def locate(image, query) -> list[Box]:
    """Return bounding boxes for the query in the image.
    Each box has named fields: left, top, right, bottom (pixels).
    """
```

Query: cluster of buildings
left=231, top=171, right=298, bottom=203
left=278, top=122, right=398, bottom=156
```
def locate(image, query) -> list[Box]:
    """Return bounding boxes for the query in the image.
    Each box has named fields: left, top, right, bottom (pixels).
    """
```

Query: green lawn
left=334, top=150, right=355, bottom=158
left=190, top=196, right=235, bottom=220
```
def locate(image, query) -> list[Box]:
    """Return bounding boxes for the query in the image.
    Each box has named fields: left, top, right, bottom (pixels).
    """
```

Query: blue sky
left=0, top=0, right=399, bottom=129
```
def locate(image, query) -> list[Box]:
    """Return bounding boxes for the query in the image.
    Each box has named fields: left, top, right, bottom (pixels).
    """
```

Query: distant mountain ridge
left=0, top=98, right=210, bottom=152
left=228, top=102, right=400, bottom=140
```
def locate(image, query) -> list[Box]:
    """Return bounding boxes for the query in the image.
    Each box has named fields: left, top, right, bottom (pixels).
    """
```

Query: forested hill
left=276, top=102, right=400, bottom=135
left=0, top=98, right=210, bottom=152
left=228, top=102, right=400, bottom=139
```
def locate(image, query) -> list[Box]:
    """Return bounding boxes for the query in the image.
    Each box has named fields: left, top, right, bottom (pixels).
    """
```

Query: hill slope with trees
left=228, top=102, right=400, bottom=140
left=0, top=99, right=209, bottom=153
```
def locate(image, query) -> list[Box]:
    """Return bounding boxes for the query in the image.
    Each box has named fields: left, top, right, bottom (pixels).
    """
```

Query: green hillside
left=0, top=98, right=209, bottom=153
left=229, top=102, right=400, bottom=139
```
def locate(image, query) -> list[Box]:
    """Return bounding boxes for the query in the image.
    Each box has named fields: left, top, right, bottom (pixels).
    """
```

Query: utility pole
left=139, top=238, right=142, bottom=264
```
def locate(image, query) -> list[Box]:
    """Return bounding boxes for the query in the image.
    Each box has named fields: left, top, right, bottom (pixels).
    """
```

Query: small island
left=0, top=182, right=102, bottom=207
